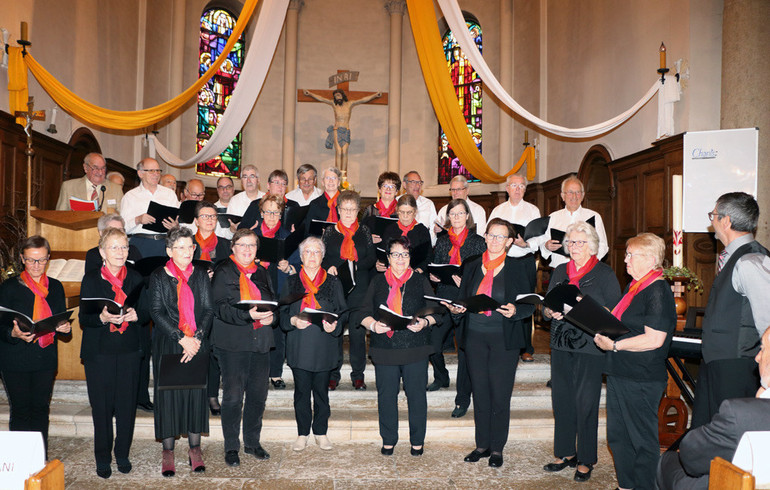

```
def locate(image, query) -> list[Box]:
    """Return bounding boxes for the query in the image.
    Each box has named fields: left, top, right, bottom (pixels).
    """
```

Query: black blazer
left=238, top=197, right=300, bottom=231
left=453, top=255, right=535, bottom=351
left=380, top=222, right=432, bottom=273
left=305, top=193, right=338, bottom=235
left=321, top=223, right=376, bottom=303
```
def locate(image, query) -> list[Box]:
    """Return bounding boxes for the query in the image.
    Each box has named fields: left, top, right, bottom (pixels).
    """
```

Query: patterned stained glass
left=196, top=8, right=244, bottom=177
left=438, top=21, right=482, bottom=184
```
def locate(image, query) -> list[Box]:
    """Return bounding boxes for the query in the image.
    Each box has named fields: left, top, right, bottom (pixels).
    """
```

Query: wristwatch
left=612, top=341, right=618, bottom=353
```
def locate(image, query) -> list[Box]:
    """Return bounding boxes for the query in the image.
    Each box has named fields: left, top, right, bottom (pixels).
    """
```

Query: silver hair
left=507, top=173, right=527, bottom=188
left=560, top=175, right=585, bottom=193
left=241, top=164, right=259, bottom=178
left=449, top=175, right=469, bottom=188
left=298, top=236, right=325, bottom=259
left=323, top=167, right=342, bottom=179
left=97, top=213, right=125, bottom=234
left=563, top=221, right=600, bottom=255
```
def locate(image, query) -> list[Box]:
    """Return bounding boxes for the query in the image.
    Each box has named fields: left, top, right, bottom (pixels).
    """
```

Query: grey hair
left=449, top=175, right=469, bottom=188
left=106, top=171, right=124, bottom=184
left=97, top=213, right=125, bottom=234
left=715, top=192, right=759, bottom=232
left=241, top=164, right=259, bottom=178
left=323, top=167, right=342, bottom=180
left=560, top=175, right=585, bottom=193
left=165, top=226, right=194, bottom=249
left=298, top=236, right=325, bottom=259
left=507, top=173, right=527, bottom=188
left=296, top=164, right=317, bottom=179
left=563, top=221, right=600, bottom=255
left=84, top=152, right=105, bottom=167
left=136, top=158, right=158, bottom=172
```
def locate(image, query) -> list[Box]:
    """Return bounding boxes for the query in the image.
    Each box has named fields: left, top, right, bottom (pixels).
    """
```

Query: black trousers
left=269, top=325, right=285, bottom=379
left=605, top=376, right=665, bottom=490
left=465, top=329, right=518, bottom=453
left=291, top=367, right=331, bottom=436
left=128, top=235, right=166, bottom=258
left=208, top=350, right=221, bottom=398
left=216, top=348, right=269, bottom=452
left=428, top=317, right=453, bottom=385
left=1, top=369, right=56, bottom=456
left=691, top=357, right=760, bottom=429
left=331, top=322, right=367, bottom=383
left=136, top=323, right=152, bottom=405
left=84, top=352, right=141, bottom=467
left=550, top=349, right=604, bottom=464
left=454, top=346, right=472, bottom=409
left=374, top=359, right=429, bottom=446
left=521, top=317, right=534, bottom=355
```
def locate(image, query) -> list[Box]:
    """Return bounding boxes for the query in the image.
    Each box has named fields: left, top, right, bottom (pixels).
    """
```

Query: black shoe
left=116, top=459, right=132, bottom=474
left=451, top=405, right=468, bottom=418
left=543, top=456, right=577, bottom=472
left=574, top=463, right=594, bottom=482
left=224, top=450, right=240, bottom=467
left=410, top=446, right=424, bottom=456
left=245, top=444, right=270, bottom=460
left=137, top=401, right=154, bottom=412
left=546, top=379, right=552, bottom=388
left=489, top=453, right=503, bottom=468
left=464, top=449, right=491, bottom=462
left=96, top=466, right=112, bottom=479
left=426, top=380, right=449, bottom=391
left=381, top=446, right=394, bottom=456
left=270, top=378, right=286, bottom=389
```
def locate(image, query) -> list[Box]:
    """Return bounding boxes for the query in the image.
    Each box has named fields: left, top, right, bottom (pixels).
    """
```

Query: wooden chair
left=709, top=457, right=755, bottom=490
left=24, top=459, right=64, bottom=490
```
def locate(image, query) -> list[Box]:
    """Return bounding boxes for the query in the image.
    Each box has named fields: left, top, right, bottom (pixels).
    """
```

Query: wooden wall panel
left=642, top=167, right=666, bottom=233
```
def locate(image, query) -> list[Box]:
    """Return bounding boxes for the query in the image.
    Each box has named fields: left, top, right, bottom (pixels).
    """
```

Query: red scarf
left=375, top=199, right=397, bottom=217
left=397, top=220, right=416, bottom=237
left=20, top=270, right=55, bottom=348
left=476, top=251, right=506, bottom=316
left=448, top=227, right=468, bottom=265
left=300, top=267, right=327, bottom=310
left=101, top=265, right=128, bottom=333
left=566, top=255, right=599, bottom=286
left=195, top=231, right=217, bottom=261
left=325, top=191, right=339, bottom=222
left=337, top=221, right=359, bottom=261
left=260, top=220, right=281, bottom=238
left=384, top=267, right=413, bottom=338
left=611, top=268, right=663, bottom=320
left=230, top=255, right=264, bottom=329
left=165, top=259, right=197, bottom=337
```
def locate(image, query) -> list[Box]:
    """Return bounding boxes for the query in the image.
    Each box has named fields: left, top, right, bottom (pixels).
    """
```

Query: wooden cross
left=297, top=69, right=388, bottom=105
left=14, top=97, right=46, bottom=215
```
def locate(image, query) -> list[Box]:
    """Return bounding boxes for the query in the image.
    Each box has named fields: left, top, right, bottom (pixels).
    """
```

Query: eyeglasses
left=389, top=252, right=410, bottom=259
left=142, top=168, right=162, bottom=174
left=449, top=187, right=467, bottom=192
left=234, top=242, right=257, bottom=249
left=508, top=183, right=526, bottom=190
left=381, top=184, right=397, bottom=191
left=625, top=252, right=648, bottom=259
left=398, top=209, right=416, bottom=216
left=565, top=240, right=588, bottom=248
left=197, top=214, right=217, bottom=220
left=105, top=245, right=129, bottom=252
left=242, top=174, right=258, bottom=180
left=563, top=190, right=583, bottom=196
left=324, top=176, right=339, bottom=182
left=707, top=211, right=723, bottom=221
left=85, top=163, right=107, bottom=173
left=189, top=192, right=205, bottom=199
left=299, top=177, right=316, bottom=184
left=217, top=184, right=234, bottom=190
left=485, top=233, right=509, bottom=242
left=22, top=256, right=49, bottom=265
left=171, top=245, right=196, bottom=252
left=448, top=211, right=467, bottom=218
left=339, top=207, right=358, bottom=213
left=262, top=210, right=281, bottom=216
left=269, top=181, right=288, bottom=187
left=404, top=179, right=424, bottom=185
left=302, top=249, right=323, bottom=256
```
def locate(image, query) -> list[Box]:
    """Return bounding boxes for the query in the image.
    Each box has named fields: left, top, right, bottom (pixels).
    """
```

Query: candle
left=659, top=42, right=667, bottom=71
left=524, top=130, right=529, bottom=145
left=672, top=174, right=683, bottom=267
left=20, top=22, right=28, bottom=42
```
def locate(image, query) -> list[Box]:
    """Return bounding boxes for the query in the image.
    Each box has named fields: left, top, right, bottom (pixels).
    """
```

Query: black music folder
left=157, top=353, right=208, bottom=390
left=564, top=295, right=629, bottom=340
left=427, top=263, right=462, bottom=285
left=373, top=216, right=398, bottom=236
left=256, top=231, right=303, bottom=262
left=233, top=291, right=306, bottom=311
left=296, top=308, right=340, bottom=325
left=0, top=307, right=73, bottom=335
left=216, top=207, right=242, bottom=228
left=524, top=216, right=550, bottom=240
left=309, top=220, right=335, bottom=237
left=177, top=200, right=198, bottom=225
left=284, top=205, right=309, bottom=231
left=81, top=284, right=143, bottom=316
left=337, top=260, right=356, bottom=295
left=458, top=294, right=501, bottom=314
left=144, top=201, right=179, bottom=233
left=515, top=282, right=581, bottom=312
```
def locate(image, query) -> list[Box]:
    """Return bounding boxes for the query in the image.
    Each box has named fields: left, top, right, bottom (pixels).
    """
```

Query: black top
left=361, top=203, right=397, bottom=236
left=380, top=222, right=432, bottom=273
left=549, top=261, right=622, bottom=355
left=604, top=279, right=676, bottom=382
left=210, top=259, right=276, bottom=353
left=305, top=193, right=338, bottom=235
left=453, top=255, right=535, bottom=351
left=362, top=272, right=440, bottom=365
left=280, top=272, right=347, bottom=372
left=466, top=272, right=507, bottom=332
left=148, top=264, right=214, bottom=346
left=321, top=223, right=376, bottom=304
left=432, top=231, right=485, bottom=299
left=85, top=245, right=143, bottom=273
left=192, top=233, right=231, bottom=264
left=79, top=267, right=148, bottom=360
left=0, top=275, right=68, bottom=372
left=238, top=197, right=300, bottom=231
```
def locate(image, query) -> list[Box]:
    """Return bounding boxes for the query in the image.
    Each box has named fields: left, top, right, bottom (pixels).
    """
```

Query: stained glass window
left=196, top=8, right=244, bottom=177
left=438, top=20, right=482, bottom=184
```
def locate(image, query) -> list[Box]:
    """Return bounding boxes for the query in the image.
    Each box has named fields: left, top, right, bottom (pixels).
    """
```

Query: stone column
left=498, top=0, right=513, bottom=176
left=721, top=0, right=770, bottom=242
left=385, top=0, right=406, bottom=173
left=282, top=0, right=304, bottom=178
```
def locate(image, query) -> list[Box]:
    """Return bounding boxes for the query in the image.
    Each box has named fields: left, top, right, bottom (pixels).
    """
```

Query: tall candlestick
left=524, top=130, right=528, bottom=145
left=20, top=22, right=28, bottom=42
left=672, top=174, right=683, bottom=267
left=659, top=42, right=667, bottom=71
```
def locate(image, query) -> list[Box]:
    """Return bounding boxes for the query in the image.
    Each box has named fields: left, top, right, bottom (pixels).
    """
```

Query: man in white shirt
left=214, top=176, right=235, bottom=238
left=539, top=176, right=608, bottom=268
left=55, top=152, right=123, bottom=212
left=179, top=179, right=206, bottom=234
left=403, top=170, right=438, bottom=244
left=120, top=158, right=180, bottom=257
left=223, top=164, right=264, bottom=239
left=433, top=175, right=487, bottom=241
left=285, top=164, right=323, bottom=206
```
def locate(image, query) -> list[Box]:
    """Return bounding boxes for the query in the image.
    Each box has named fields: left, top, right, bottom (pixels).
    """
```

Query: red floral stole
left=476, top=251, right=506, bottom=316
left=101, top=265, right=128, bottom=333
left=230, top=255, right=264, bottom=329
left=20, top=270, right=55, bottom=348
left=385, top=267, right=413, bottom=338
left=611, top=268, right=663, bottom=320
left=165, top=259, right=197, bottom=337
left=300, top=267, right=327, bottom=310
left=195, top=231, right=217, bottom=261
left=448, top=227, right=468, bottom=265
left=566, top=255, right=599, bottom=286
left=325, top=191, right=340, bottom=222
left=337, top=221, right=359, bottom=261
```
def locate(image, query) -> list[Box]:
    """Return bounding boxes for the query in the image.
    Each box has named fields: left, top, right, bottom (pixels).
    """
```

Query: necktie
left=90, top=185, right=98, bottom=200
left=717, top=250, right=728, bottom=273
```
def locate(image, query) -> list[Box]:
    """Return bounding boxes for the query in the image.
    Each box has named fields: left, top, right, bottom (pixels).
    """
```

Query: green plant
left=663, top=266, right=704, bottom=293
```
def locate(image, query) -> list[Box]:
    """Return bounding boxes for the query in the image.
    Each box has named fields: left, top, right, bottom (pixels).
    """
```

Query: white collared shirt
left=488, top=199, right=542, bottom=257
left=538, top=206, right=609, bottom=267
left=120, top=183, right=180, bottom=235
left=286, top=186, right=323, bottom=207
left=415, top=195, right=438, bottom=245
left=435, top=198, right=488, bottom=241
left=221, top=190, right=264, bottom=240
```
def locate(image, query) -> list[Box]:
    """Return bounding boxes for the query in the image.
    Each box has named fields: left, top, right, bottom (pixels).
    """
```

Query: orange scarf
left=384, top=267, right=413, bottom=338
left=20, top=271, right=55, bottom=348
left=325, top=191, right=339, bottom=222
left=566, top=255, right=599, bottom=286
left=612, top=268, right=663, bottom=320
left=101, top=265, right=128, bottom=333
left=337, top=221, right=359, bottom=261
left=300, top=267, right=327, bottom=310
left=195, top=231, right=217, bottom=261
left=397, top=220, right=416, bottom=237
left=166, top=259, right=197, bottom=337
left=448, top=227, right=468, bottom=265
left=230, top=255, right=264, bottom=329
left=476, top=251, right=506, bottom=316
left=375, top=199, right=397, bottom=217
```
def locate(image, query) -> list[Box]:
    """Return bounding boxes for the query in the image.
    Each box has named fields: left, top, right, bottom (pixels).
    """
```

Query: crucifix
left=14, top=97, right=46, bottom=216
left=298, top=70, right=388, bottom=173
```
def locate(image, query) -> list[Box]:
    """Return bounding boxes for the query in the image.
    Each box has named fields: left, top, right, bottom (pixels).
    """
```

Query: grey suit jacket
left=55, top=176, right=123, bottom=211
left=657, top=397, right=770, bottom=490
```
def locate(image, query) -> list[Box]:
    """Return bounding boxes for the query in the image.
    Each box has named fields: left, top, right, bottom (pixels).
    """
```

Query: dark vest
left=702, top=240, right=770, bottom=363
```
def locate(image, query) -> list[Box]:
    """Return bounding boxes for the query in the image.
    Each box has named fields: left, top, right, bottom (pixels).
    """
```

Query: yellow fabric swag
left=8, top=47, right=29, bottom=126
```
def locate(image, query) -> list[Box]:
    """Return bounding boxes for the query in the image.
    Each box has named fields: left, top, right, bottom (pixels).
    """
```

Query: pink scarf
left=165, top=259, right=197, bottom=337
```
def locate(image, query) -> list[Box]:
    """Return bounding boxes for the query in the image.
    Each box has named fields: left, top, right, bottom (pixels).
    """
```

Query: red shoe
left=521, top=353, right=534, bottom=362
left=188, top=446, right=205, bottom=473
left=354, top=379, right=367, bottom=390
left=328, top=379, right=338, bottom=391
left=161, top=449, right=175, bottom=477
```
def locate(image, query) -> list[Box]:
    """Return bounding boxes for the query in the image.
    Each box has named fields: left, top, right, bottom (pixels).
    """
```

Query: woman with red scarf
left=378, top=195, right=431, bottom=274
left=428, top=199, right=485, bottom=409
left=361, top=171, right=400, bottom=244
left=210, top=228, right=276, bottom=468
left=321, top=191, right=376, bottom=390
left=593, top=233, right=676, bottom=490
left=280, top=237, right=348, bottom=451
left=0, top=236, right=71, bottom=459
left=149, top=227, right=214, bottom=476
left=79, top=228, right=147, bottom=479
left=540, top=222, right=621, bottom=483
left=305, top=167, right=343, bottom=236
left=445, top=218, right=535, bottom=468
left=360, top=236, right=441, bottom=456
left=193, top=201, right=230, bottom=264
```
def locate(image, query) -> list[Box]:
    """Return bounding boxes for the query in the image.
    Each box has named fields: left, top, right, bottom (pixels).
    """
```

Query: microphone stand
left=97, top=185, right=107, bottom=211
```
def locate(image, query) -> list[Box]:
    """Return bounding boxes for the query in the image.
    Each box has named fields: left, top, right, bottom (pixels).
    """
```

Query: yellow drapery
left=8, top=47, right=29, bottom=126
left=406, top=0, right=535, bottom=183
left=18, top=0, right=259, bottom=131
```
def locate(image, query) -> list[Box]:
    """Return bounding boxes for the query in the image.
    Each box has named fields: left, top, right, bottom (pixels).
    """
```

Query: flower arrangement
left=663, top=266, right=704, bottom=293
